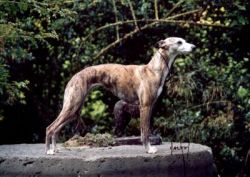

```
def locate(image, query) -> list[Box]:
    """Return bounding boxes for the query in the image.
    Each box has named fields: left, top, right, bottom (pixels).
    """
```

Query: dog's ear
left=156, top=40, right=168, bottom=49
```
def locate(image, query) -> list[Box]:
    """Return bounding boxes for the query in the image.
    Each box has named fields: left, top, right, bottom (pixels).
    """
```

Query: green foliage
left=0, top=0, right=249, bottom=176
left=81, top=89, right=112, bottom=133
left=0, top=62, right=29, bottom=107
left=0, top=64, right=9, bottom=95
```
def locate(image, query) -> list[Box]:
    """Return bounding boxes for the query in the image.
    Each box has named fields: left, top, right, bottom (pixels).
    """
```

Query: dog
left=45, top=37, right=195, bottom=155
left=113, top=100, right=140, bottom=137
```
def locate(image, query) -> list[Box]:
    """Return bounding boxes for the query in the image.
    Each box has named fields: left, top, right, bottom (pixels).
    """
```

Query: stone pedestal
left=0, top=143, right=214, bottom=177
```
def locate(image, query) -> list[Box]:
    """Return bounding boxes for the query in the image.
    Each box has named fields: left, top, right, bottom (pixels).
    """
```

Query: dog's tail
left=63, top=72, right=89, bottom=113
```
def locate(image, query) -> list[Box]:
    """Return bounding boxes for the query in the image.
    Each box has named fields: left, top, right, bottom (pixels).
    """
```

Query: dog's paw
left=46, top=149, right=55, bottom=155
left=147, top=146, right=158, bottom=154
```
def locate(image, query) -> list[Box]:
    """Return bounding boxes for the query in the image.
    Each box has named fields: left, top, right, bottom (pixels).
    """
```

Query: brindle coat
left=45, top=37, right=195, bottom=154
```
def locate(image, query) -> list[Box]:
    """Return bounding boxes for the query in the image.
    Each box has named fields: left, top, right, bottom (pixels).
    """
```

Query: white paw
left=46, top=149, right=55, bottom=155
left=147, top=146, right=158, bottom=154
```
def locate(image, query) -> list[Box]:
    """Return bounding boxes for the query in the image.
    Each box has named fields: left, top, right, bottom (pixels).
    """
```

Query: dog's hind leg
left=46, top=108, right=75, bottom=154
left=46, top=76, right=87, bottom=154
left=46, top=104, right=84, bottom=154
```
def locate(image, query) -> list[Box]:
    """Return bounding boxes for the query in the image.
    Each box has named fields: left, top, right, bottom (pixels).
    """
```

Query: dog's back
left=70, top=64, right=141, bottom=103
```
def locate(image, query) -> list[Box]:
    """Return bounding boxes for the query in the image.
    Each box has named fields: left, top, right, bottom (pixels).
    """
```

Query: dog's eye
left=177, top=41, right=182, bottom=45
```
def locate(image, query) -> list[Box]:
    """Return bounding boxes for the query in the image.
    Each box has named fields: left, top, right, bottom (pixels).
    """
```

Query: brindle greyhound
left=45, top=37, right=195, bottom=154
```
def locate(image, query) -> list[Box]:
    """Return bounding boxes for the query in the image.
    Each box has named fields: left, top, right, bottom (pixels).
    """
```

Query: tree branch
left=0, top=0, right=80, bottom=6
left=111, top=0, right=120, bottom=41
left=127, top=0, right=139, bottom=29
left=166, top=9, right=200, bottom=20
left=185, top=100, right=232, bottom=112
left=82, top=9, right=201, bottom=42
left=154, top=0, right=159, bottom=20
left=93, top=27, right=140, bottom=60
left=92, top=9, right=231, bottom=60
left=165, top=0, right=185, bottom=17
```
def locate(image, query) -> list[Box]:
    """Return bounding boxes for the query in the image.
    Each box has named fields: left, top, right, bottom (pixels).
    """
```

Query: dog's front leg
left=140, top=105, right=157, bottom=154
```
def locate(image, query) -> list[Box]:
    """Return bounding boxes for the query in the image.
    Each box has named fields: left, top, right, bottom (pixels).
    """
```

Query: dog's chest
left=157, top=85, right=163, bottom=98
left=156, top=68, right=169, bottom=98
left=156, top=56, right=175, bottom=98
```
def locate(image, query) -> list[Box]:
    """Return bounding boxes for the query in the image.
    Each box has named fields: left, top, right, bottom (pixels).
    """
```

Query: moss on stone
left=64, top=133, right=116, bottom=147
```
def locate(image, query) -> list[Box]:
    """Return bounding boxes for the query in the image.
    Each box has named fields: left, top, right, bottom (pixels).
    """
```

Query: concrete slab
left=0, top=143, right=213, bottom=177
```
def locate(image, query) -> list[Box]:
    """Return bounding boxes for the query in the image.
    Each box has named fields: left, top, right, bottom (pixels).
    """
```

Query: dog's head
left=156, top=37, right=195, bottom=55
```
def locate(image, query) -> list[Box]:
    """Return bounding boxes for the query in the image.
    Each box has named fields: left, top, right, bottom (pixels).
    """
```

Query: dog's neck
left=147, top=48, right=177, bottom=75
